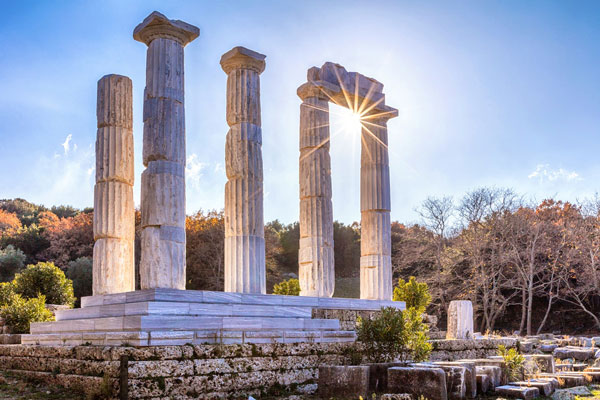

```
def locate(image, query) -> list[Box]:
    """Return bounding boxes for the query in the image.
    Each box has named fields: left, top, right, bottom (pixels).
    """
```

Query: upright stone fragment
left=446, top=300, right=474, bottom=339
left=297, top=80, right=335, bottom=297
left=360, top=113, right=394, bottom=300
left=134, top=11, right=199, bottom=289
left=93, top=74, right=135, bottom=295
left=220, top=46, right=266, bottom=294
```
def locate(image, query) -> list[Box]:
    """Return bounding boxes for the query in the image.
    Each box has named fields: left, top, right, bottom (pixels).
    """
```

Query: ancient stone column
left=134, top=12, right=199, bottom=289
left=360, top=115, right=392, bottom=300
left=297, top=81, right=335, bottom=297
left=447, top=300, right=474, bottom=339
left=220, top=47, right=266, bottom=294
left=93, top=74, right=135, bottom=295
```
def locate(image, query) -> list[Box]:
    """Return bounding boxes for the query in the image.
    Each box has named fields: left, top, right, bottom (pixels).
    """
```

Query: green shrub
left=0, top=294, right=54, bottom=333
left=67, top=257, right=92, bottom=302
left=13, top=262, right=75, bottom=306
left=357, top=306, right=432, bottom=363
left=0, top=282, right=15, bottom=306
left=0, top=245, right=26, bottom=282
left=497, top=345, right=524, bottom=381
left=272, top=278, right=300, bottom=296
left=393, top=276, right=431, bottom=312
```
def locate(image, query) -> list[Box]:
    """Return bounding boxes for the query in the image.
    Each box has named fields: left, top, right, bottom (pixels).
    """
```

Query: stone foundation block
left=388, top=366, right=448, bottom=400
left=318, top=365, right=370, bottom=399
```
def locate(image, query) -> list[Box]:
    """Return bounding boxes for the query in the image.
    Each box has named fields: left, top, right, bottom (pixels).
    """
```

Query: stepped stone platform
left=22, top=289, right=404, bottom=346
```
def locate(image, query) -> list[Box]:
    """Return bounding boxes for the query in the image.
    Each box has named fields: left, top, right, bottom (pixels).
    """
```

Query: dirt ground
left=0, top=371, right=84, bottom=400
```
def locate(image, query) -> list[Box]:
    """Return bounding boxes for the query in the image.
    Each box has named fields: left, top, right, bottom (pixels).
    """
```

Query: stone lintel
left=133, top=11, right=199, bottom=46
left=297, top=80, right=398, bottom=119
left=220, top=46, right=266, bottom=75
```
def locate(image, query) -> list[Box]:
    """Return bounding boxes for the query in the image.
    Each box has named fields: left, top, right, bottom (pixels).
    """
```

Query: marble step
left=31, top=315, right=340, bottom=334
left=22, top=328, right=356, bottom=346
left=55, top=301, right=313, bottom=321
left=81, top=288, right=404, bottom=311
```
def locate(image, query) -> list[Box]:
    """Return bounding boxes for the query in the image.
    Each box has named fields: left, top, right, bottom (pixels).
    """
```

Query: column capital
left=297, top=81, right=331, bottom=101
left=361, top=106, right=399, bottom=123
left=133, top=11, right=199, bottom=47
left=220, top=46, right=266, bottom=75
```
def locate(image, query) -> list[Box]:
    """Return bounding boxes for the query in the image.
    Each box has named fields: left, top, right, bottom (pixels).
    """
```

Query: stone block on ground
left=537, top=373, right=585, bottom=388
left=435, top=361, right=476, bottom=399
left=318, top=365, right=370, bottom=399
left=510, top=380, right=554, bottom=396
left=495, top=385, right=539, bottom=400
left=553, top=347, right=596, bottom=361
left=367, top=362, right=406, bottom=393
left=524, top=354, right=555, bottom=373
left=475, top=365, right=503, bottom=388
left=476, top=374, right=490, bottom=394
left=388, top=366, right=448, bottom=400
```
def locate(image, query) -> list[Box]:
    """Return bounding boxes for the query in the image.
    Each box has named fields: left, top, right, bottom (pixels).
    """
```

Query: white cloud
left=528, top=164, right=582, bottom=183
left=61, top=134, right=73, bottom=154
left=186, top=154, right=208, bottom=189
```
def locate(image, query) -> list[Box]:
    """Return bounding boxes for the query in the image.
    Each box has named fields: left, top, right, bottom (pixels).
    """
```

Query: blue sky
left=1, top=0, right=599, bottom=224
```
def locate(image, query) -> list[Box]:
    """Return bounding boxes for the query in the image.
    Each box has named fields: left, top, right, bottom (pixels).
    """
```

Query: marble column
left=297, top=82, right=335, bottom=298
left=220, top=47, right=266, bottom=294
left=447, top=300, right=474, bottom=339
left=93, top=74, right=135, bottom=295
left=134, top=12, right=199, bottom=289
left=360, top=115, right=392, bottom=300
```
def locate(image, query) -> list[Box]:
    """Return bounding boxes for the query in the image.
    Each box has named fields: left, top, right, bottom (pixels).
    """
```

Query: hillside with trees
left=1, top=188, right=599, bottom=335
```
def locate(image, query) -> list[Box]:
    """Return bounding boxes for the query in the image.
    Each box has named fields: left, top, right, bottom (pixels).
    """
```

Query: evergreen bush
left=0, top=294, right=53, bottom=333
left=393, top=276, right=431, bottom=312
left=13, top=262, right=75, bottom=306
left=272, top=278, right=301, bottom=296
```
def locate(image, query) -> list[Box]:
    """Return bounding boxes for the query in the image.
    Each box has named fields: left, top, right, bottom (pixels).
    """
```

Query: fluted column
left=297, top=83, right=335, bottom=297
left=93, top=74, right=135, bottom=295
left=134, top=12, right=199, bottom=289
left=360, top=115, right=392, bottom=300
left=220, top=47, right=266, bottom=294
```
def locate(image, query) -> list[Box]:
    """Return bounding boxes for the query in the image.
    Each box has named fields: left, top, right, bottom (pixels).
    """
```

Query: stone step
left=21, top=328, right=356, bottom=346
left=55, top=301, right=315, bottom=321
left=31, top=315, right=341, bottom=334
left=80, top=288, right=404, bottom=311
left=560, top=371, right=600, bottom=383
left=537, top=373, right=585, bottom=388
left=509, top=380, right=554, bottom=396
left=494, top=385, right=539, bottom=400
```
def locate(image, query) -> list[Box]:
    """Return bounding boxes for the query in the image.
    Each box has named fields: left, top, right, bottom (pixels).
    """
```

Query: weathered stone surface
left=525, top=354, right=555, bottom=373
left=510, top=380, right=554, bottom=396
left=221, top=47, right=266, bottom=294
left=318, top=365, right=370, bottom=399
left=475, top=365, right=503, bottom=388
left=446, top=301, right=473, bottom=340
left=360, top=115, right=393, bottom=300
left=135, top=12, right=197, bottom=290
left=367, top=362, right=407, bottom=393
left=298, top=91, right=334, bottom=298
left=435, top=361, right=476, bottom=398
left=495, top=385, right=539, bottom=400
left=476, top=374, right=490, bottom=393
left=388, top=367, right=448, bottom=400
left=554, top=347, right=597, bottom=361
left=93, top=74, right=135, bottom=295
left=93, top=238, right=135, bottom=295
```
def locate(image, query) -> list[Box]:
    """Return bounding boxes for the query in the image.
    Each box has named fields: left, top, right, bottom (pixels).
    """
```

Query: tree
left=186, top=210, right=225, bottom=291
left=272, top=278, right=300, bottom=295
left=0, top=245, right=26, bottom=282
left=67, top=257, right=93, bottom=303
left=0, top=210, right=21, bottom=235
left=0, top=198, right=46, bottom=226
left=50, top=205, right=80, bottom=219
left=38, top=211, right=93, bottom=268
